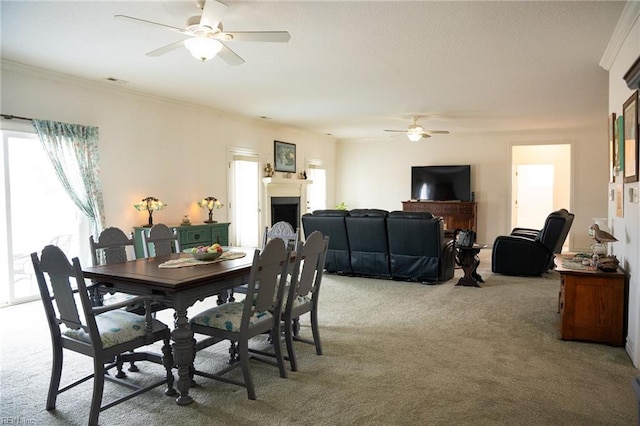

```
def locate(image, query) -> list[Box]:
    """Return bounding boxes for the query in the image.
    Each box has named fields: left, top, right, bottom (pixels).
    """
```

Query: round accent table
left=455, top=244, right=487, bottom=287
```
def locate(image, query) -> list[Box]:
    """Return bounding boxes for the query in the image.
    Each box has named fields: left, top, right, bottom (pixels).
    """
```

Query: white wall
left=336, top=126, right=607, bottom=251
left=605, top=3, right=640, bottom=366
left=0, top=61, right=337, bottom=236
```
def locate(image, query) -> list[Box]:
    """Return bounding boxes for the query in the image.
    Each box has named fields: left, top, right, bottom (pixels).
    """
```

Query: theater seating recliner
left=298, top=209, right=352, bottom=274
left=301, top=209, right=454, bottom=283
left=491, top=208, right=574, bottom=276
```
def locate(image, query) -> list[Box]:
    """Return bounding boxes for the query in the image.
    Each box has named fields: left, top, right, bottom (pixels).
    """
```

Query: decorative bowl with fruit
left=185, top=243, right=225, bottom=261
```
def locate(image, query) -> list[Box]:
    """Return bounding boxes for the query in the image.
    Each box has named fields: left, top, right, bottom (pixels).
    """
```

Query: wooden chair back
left=90, top=227, right=136, bottom=266
left=141, top=223, right=180, bottom=257
left=263, top=221, right=299, bottom=252
left=244, top=238, right=290, bottom=329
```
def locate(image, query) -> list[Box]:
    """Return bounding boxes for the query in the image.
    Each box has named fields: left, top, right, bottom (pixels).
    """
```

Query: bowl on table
left=184, top=248, right=225, bottom=261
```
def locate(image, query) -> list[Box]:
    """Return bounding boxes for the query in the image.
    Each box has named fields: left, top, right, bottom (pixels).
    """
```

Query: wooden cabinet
left=134, top=222, right=230, bottom=258
left=402, top=201, right=477, bottom=232
left=557, top=265, right=627, bottom=346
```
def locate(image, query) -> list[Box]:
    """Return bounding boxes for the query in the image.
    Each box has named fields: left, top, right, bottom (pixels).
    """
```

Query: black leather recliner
left=345, top=209, right=391, bottom=278
left=386, top=211, right=455, bottom=283
left=491, top=209, right=575, bottom=276
left=301, top=209, right=352, bottom=274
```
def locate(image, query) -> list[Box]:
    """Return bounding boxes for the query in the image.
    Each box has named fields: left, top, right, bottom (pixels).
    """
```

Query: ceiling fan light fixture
left=407, top=132, right=423, bottom=142
left=184, top=37, right=223, bottom=62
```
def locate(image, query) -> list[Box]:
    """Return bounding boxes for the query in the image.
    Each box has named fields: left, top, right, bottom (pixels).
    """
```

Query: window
left=1, top=130, right=90, bottom=306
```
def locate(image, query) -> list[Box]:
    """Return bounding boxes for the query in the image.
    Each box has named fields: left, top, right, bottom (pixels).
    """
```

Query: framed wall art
left=609, top=112, right=616, bottom=183
left=617, top=115, right=625, bottom=180
left=274, top=140, right=296, bottom=173
left=623, top=90, right=638, bottom=183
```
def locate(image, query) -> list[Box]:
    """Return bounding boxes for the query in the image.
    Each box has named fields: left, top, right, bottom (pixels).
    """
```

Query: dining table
left=82, top=247, right=257, bottom=406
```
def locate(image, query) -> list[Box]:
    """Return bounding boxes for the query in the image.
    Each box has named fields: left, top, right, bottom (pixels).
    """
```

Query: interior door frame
left=227, top=147, right=261, bottom=248
left=510, top=143, right=572, bottom=249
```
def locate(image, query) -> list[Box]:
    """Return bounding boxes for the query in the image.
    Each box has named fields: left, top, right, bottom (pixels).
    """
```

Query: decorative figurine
left=264, top=162, right=274, bottom=177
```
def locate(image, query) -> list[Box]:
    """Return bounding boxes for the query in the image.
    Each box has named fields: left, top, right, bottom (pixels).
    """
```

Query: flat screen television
left=411, top=165, right=472, bottom=201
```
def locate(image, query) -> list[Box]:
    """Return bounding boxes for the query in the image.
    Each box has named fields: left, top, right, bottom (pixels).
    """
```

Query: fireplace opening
left=271, top=196, right=300, bottom=230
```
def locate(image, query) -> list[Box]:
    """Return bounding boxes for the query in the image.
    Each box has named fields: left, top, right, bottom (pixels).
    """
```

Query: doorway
left=228, top=151, right=260, bottom=248
left=1, top=130, right=90, bottom=306
left=511, top=144, right=571, bottom=248
left=514, top=164, right=554, bottom=229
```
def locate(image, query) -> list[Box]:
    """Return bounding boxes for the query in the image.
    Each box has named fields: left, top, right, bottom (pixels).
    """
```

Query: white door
left=228, top=154, right=260, bottom=248
left=1, top=130, right=90, bottom=306
left=306, top=165, right=326, bottom=214
left=514, top=164, right=554, bottom=229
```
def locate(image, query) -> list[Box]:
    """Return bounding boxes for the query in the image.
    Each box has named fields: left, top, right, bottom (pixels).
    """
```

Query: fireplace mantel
left=261, top=177, right=312, bottom=229
left=262, top=177, right=312, bottom=187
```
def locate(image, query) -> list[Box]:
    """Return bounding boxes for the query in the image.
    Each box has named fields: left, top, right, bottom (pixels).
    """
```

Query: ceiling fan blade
left=217, top=43, right=245, bottom=66
left=115, top=14, right=186, bottom=34
left=145, top=39, right=186, bottom=57
left=200, top=0, right=229, bottom=29
left=425, top=130, right=450, bottom=134
left=383, top=130, right=406, bottom=133
left=219, top=31, right=291, bottom=43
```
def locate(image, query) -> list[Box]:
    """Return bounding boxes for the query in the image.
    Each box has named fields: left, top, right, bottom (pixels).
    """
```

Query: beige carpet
left=1, top=251, right=638, bottom=425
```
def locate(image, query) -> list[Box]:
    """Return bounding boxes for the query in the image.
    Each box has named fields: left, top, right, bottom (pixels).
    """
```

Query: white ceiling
left=0, top=0, right=626, bottom=140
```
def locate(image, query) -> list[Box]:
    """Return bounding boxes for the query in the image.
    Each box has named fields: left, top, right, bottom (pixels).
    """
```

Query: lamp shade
left=184, top=37, right=223, bottom=62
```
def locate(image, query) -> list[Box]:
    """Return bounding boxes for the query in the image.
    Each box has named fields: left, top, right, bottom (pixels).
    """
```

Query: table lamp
left=134, top=196, right=166, bottom=228
left=198, top=196, right=223, bottom=223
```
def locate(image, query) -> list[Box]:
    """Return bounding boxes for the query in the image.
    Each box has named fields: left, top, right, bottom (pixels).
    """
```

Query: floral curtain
left=32, top=119, right=105, bottom=236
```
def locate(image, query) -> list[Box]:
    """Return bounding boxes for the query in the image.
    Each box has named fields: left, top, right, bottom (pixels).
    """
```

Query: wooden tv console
left=402, top=200, right=477, bottom=233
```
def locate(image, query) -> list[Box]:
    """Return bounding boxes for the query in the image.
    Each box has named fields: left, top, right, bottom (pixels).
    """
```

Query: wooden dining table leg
left=172, top=305, right=195, bottom=405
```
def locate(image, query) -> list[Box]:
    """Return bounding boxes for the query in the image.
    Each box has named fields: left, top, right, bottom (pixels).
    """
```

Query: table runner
left=159, top=251, right=246, bottom=268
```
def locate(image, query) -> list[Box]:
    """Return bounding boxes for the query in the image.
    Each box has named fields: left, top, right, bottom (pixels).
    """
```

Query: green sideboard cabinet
left=133, top=222, right=230, bottom=258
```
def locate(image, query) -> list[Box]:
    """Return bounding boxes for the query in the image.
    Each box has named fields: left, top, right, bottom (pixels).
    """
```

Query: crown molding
left=599, top=1, right=640, bottom=71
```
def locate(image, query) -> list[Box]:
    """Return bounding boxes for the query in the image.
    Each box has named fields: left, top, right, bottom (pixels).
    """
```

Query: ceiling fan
left=115, top=0, right=290, bottom=65
left=384, top=116, right=450, bottom=141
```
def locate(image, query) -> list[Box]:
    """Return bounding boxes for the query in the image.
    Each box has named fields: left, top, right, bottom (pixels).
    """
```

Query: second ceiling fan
left=115, top=0, right=290, bottom=65
left=384, top=116, right=450, bottom=141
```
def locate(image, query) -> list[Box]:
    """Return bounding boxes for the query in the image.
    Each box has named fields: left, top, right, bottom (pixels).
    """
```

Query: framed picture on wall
left=609, top=112, right=616, bottom=183
left=617, top=115, right=625, bottom=180
left=274, top=140, right=296, bottom=173
left=623, top=90, right=638, bottom=183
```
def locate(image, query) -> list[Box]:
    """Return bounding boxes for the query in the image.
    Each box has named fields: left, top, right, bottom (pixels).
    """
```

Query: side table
left=455, top=244, right=487, bottom=287
left=556, top=259, right=627, bottom=346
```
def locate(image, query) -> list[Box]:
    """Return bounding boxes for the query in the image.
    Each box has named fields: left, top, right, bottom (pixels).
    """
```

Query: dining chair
left=141, top=223, right=180, bottom=258
left=250, top=231, right=329, bottom=371
left=31, top=245, right=175, bottom=426
left=90, top=227, right=136, bottom=267
left=89, top=227, right=137, bottom=308
left=189, top=238, right=291, bottom=400
left=90, top=226, right=169, bottom=371
left=90, top=226, right=168, bottom=312
left=229, top=221, right=299, bottom=301
left=281, top=231, right=329, bottom=371
left=264, top=221, right=300, bottom=251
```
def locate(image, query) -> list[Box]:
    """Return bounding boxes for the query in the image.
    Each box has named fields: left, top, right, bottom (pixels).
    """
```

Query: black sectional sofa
left=301, top=209, right=455, bottom=283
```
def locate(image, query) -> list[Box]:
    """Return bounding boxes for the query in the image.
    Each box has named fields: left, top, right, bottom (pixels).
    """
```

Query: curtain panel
left=32, top=119, right=105, bottom=235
